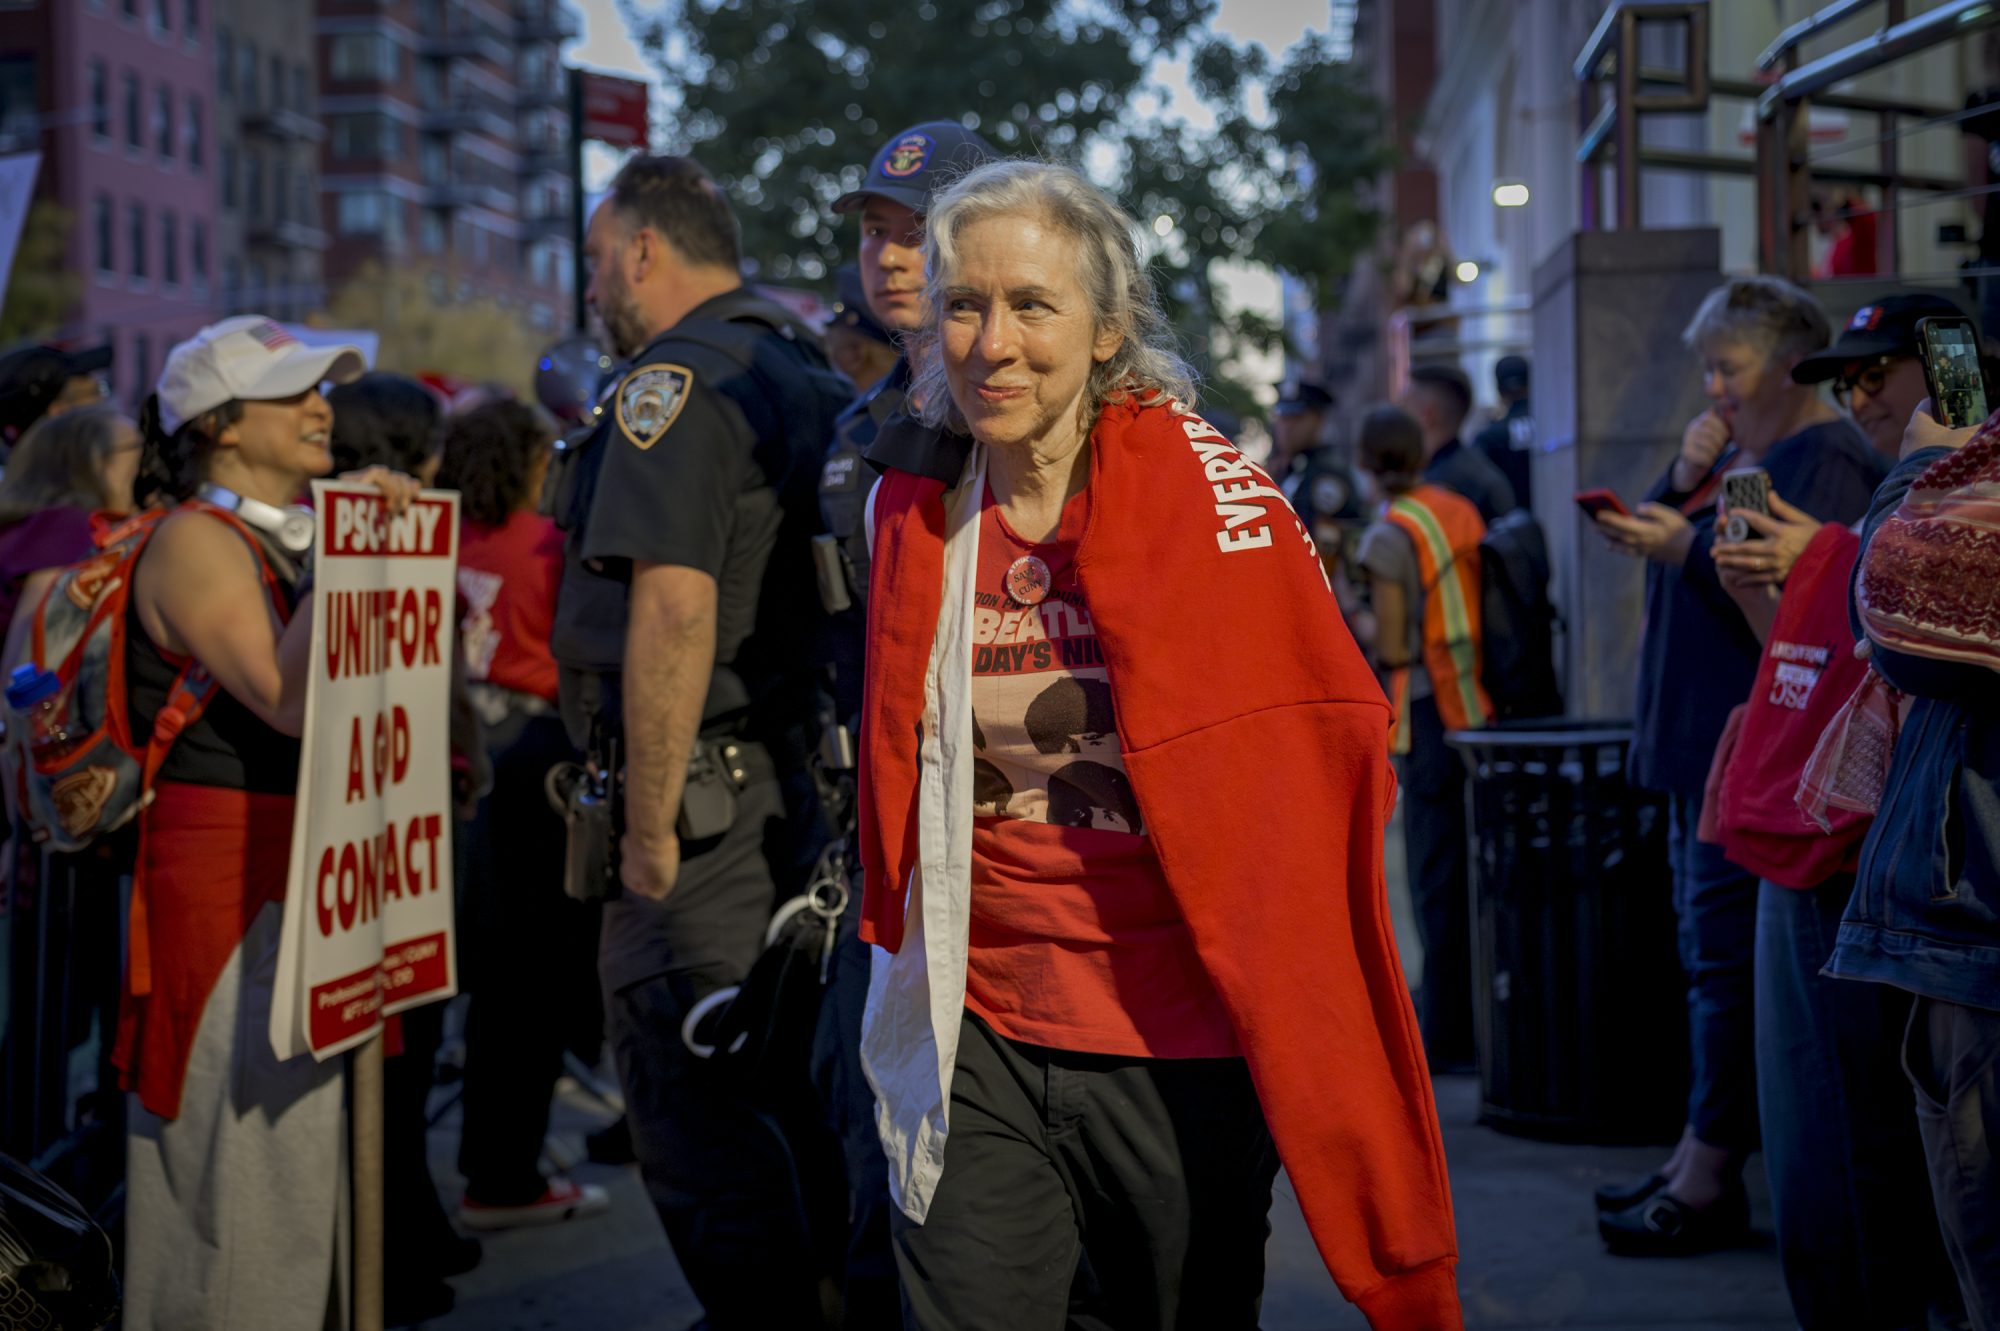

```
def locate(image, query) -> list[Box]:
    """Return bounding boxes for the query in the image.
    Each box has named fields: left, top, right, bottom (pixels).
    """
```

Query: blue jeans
left=1906, top=996, right=2000, bottom=1331
left=1754, top=878, right=1960, bottom=1329
left=1666, top=795, right=1759, bottom=1151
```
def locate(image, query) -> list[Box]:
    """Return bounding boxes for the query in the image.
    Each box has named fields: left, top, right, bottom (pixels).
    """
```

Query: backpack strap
left=137, top=501, right=295, bottom=789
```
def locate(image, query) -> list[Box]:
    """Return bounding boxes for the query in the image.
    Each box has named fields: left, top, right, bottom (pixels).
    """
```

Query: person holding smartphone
left=1589, top=276, right=1885, bottom=1255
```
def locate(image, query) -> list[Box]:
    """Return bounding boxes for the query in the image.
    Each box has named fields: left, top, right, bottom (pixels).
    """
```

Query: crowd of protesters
left=3, top=120, right=1999, bottom=1331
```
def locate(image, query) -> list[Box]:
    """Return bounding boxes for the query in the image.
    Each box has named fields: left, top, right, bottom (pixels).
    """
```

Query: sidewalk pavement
left=413, top=1070, right=1794, bottom=1330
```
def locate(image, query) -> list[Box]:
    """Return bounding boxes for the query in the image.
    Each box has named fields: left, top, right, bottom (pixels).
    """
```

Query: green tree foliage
left=624, top=0, right=1216, bottom=279
left=624, top=4, right=1389, bottom=408
left=0, top=202, right=82, bottom=344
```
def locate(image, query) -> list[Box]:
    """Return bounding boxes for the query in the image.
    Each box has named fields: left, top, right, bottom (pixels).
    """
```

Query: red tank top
left=965, top=483, right=1238, bottom=1059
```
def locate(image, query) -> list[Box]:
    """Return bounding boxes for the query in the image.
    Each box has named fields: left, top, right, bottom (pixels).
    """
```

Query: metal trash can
left=1446, top=721, right=1687, bottom=1144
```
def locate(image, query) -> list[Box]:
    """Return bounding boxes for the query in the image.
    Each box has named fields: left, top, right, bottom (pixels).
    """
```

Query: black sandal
left=1598, top=1184, right=1749, bottom=1256
left=1593, top=1172, right=1665, bottom=1212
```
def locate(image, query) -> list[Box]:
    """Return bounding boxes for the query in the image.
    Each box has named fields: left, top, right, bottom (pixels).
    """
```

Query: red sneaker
left=458, top=1177, right=610, bottom=1231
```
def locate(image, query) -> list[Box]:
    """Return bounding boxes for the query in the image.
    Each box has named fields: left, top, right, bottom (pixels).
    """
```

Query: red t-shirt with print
left=458, top=509, right=563, bottom=704
left=965, top=483, right=1239, bottom=1059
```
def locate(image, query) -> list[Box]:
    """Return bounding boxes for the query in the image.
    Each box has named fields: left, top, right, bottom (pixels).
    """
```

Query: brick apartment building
left=0, top=0, right=577, bottom=400
left=316, top=0, right=576, bottom=335
left=0, top=0, right=222, bottom=407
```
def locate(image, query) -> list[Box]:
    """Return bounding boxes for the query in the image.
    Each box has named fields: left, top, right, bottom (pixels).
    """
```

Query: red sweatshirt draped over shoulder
left=858, top=398, right=1462, bottom=1328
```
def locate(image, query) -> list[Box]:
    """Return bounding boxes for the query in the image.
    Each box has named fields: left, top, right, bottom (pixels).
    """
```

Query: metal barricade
left=1, top=831, right=129, bottom=1225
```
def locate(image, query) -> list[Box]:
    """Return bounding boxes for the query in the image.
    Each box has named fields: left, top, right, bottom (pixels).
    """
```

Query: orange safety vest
left=1383, top=484, right=1492, bottom=752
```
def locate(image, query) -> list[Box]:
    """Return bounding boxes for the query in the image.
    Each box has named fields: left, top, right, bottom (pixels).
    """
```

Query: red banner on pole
left=580, top=71, right=649, bottom=149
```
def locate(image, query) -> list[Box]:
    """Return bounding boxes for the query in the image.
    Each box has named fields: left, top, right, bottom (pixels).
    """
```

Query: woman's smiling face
left=939, top=210, right=1122, bottom=455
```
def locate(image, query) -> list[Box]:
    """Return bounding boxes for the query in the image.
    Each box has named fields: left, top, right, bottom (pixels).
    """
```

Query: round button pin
left=1006, top=555, right=1052, bottom=606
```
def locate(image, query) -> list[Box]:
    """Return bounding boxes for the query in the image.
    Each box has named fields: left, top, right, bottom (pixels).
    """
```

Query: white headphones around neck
left=197, top=483, right=316, bottom=555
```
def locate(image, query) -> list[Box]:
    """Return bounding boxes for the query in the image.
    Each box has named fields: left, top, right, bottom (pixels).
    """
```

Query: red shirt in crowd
left=964, top=484, right=1239, bottom=1059
left=457, top=509, right=562, bottom=704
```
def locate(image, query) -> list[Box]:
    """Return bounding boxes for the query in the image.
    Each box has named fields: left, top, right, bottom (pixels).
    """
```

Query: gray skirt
left=122, top=900, right=348, bottom=1331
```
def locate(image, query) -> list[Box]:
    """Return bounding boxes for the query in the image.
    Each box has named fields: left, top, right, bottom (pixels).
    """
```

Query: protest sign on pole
left=270, top=482, right=460, bottom=1061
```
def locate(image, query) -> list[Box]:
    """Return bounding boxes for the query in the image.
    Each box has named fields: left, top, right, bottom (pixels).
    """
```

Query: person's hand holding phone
left=1713, top=489, right=1820, bottom=586
left=1900, top=398, right=1982, bottom=461
left=1595, top=502, right=1696, bottom=566
left=1673, top=410, right=1730, bottom=493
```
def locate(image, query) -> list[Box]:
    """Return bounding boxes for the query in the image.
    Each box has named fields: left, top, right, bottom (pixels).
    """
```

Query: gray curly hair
left=908, top=160, right=1197, bottom=434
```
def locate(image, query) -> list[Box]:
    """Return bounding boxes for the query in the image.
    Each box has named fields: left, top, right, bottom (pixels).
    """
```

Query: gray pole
left=569, top=66, right=587, bottom=332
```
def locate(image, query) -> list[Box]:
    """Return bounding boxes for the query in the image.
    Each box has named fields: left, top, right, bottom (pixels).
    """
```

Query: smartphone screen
left=1918, top=316, right=1991, bottom=429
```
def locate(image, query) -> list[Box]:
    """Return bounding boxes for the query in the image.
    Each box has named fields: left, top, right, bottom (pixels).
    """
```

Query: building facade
left=214, top=0, right=327, bottom=322
left=315, top=0, right=575, bottom=335
left=1, top=0, right=222, bottom=406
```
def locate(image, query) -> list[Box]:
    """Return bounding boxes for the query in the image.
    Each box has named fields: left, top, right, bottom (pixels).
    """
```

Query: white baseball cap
left=155, top=315, right=367, bottom=434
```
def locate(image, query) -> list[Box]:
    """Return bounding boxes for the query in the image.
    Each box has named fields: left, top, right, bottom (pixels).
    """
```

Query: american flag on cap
left=1849, top=305, right=1883, bottom=331
left=248, top=319, right=301, bottom=351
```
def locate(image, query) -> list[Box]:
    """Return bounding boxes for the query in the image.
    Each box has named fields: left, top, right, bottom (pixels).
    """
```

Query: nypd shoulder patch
left=617, top=363, right=694, bottom=450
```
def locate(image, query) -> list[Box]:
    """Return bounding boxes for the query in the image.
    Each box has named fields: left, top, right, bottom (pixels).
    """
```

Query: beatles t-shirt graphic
left=963, top=484, right=1237, bottom=1060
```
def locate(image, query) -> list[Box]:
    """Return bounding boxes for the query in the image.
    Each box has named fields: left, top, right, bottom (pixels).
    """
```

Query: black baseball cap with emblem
left=831, top=120, right=998, bottom=216
left=1272, top=381, right=1336, bottom=417
left=1792, top=292, right=1968, bottom=384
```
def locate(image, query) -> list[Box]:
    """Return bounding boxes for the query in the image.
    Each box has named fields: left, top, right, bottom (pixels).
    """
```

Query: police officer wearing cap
left=808, top=118, right=995, bottom=1327
left=548, top=154, right=852, bottom=1329
left=1271, top=380, right=1365, bottom=562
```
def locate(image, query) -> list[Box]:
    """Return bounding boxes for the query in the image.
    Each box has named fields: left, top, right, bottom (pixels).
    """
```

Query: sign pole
left=569, top=66, right=587, bottom=334
left=352, top=1033, right=384, bottom=1331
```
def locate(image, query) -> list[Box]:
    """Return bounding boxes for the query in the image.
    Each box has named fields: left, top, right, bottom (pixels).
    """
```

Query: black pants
left=810, top=878, right=897, bottom=1328
left=603, top=772, right=828, bottom=1330
left=893, top=1013, right=1279, bottom=1331
left=1400, top=692, right=1474, bottom=1067
left=457, top=710, right=602, bottom=1204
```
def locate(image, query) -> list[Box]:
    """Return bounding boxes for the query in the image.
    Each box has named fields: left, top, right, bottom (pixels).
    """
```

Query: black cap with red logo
left=1792, top=293, right=1968, bottom=383
left=831, top=120, right=997, bottom=217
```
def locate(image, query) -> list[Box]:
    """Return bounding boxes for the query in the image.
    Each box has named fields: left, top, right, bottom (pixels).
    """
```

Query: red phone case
left=1575, top=488, right=1630, bottom=518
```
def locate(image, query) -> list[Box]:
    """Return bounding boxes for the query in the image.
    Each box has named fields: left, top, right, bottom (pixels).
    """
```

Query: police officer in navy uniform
left=549, top=154, right=852, bottom=1330
left=1271, top=380, right=1366, bottom=567
left=809, top=118, right=995, bottom=1328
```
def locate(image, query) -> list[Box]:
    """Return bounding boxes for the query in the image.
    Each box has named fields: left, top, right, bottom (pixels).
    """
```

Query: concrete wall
left=1531, top=228, right=1722, bottom=719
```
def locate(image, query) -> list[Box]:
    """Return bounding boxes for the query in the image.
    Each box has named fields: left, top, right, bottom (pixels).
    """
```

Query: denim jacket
left=1830, top=447, right=2000, bottom=1010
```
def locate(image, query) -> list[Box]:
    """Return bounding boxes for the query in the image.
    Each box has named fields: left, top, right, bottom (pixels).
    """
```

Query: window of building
left=182, top=0, right=198, bottom=41
left=128, top=202, right=147, bottom=280
left=154, top=86, right=173, bottom=160
left=93, top=196, right=114, bottom=273
left=123, top=72, right=140, bottom=149
left=185, top=97, right=202, bottom=168
left=220, top=140, right=236, bottom=207
left=90, top=61, right=108, bottom=140
left=239, top=41, right=256, bottom=110
left=150, top=0, right=168, bottom=34
left=273, top=160, right=289, bottom=223
left=131, top=335, right=149, bottom=410
left=161, top=212, right=179, bottom=286
left=420, top=210, right=446, bottom=255
left=293, top=65, right=307, bottom=117
left=121, top=0, right=137, bottom=19
left=216, top=26, right=231, bottom=97
left=329, top=34, right=396, bottom=82
left=245, top=151, right=262, bottom=221
left=191, top=219, right=208, bottom=288
left=336, top=192, right=390, bottom=235
left=269, top=56, right=284, bottom=112
left=297, top=170, right=315, bottom=228
left=331, top=114, right=397, bottom=160
left=224, top=256, right=241, bottom=303
left=471, top=225, right=488, bottom=265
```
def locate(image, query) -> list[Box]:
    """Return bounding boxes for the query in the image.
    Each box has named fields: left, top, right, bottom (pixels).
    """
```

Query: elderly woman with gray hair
left=855, top=159, right=1460, bottom=1328
left=1590, top=275, right=1885, bottom=1255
